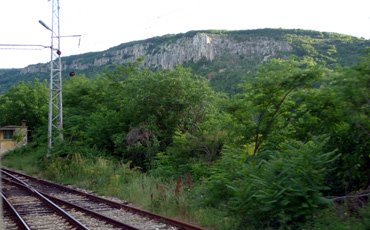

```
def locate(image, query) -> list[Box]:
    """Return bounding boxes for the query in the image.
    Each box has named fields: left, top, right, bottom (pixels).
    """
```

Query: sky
left=0, top=0, right=369, bottom=68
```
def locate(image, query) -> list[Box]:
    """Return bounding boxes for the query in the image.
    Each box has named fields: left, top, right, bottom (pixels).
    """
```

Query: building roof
left=0, top=126, right=27, bottom=131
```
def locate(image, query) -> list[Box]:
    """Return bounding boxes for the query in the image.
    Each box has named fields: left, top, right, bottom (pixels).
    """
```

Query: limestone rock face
left=21, top=32, right=293, bottom=73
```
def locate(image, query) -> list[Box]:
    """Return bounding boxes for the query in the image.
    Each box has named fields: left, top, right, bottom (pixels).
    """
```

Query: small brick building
left=0, top=121, right=28, bottom=155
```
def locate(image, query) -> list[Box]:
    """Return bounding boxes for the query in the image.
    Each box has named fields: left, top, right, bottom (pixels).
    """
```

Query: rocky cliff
left=22, top=32, right=292, bottom=73
left=1, top=29, right=369, bottom=93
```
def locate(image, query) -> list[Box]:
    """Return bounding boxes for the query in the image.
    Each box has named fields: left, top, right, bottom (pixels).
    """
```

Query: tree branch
left=329, top=192, right=370, bottom=201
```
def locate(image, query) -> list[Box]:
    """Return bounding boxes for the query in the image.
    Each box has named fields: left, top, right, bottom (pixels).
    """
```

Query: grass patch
left=3, top=145, right=368, bottom=230
left=303, top=205, right=370, bottom=230
left=2, top=146, right=208, bottom=227
left=42, top=152, right=200, bottom=223
left=1, top=145, right=46, bottom=176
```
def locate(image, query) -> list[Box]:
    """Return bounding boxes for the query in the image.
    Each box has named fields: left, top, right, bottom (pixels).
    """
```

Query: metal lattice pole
left=47, top=0, right=63, bottom=153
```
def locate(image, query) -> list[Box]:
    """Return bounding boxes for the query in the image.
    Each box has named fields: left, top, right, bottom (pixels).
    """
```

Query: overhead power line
left=0, top=44, right=49, bottom=50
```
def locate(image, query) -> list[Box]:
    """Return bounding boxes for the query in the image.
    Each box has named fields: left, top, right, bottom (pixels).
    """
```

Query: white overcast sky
left=0, top=0, right=369, bottom=68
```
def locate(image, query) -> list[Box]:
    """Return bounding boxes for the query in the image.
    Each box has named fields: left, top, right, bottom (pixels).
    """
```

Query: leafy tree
left=62, top=76, right=108, bottom=143
left=61, top=65, right=215, bottom=169
left=115, top=66, right=213, bottom=149
left=150, top=94, right=236, bottom=179
left=231, top=57, right=324, bottom=155
left=85, top=109, right=120, bottom=152
left=325, top=53, right=370, bottom=193
left=0, top=80, right=48, bottom=129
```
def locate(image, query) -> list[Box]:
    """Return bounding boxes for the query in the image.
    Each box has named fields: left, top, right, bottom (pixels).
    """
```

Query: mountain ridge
left=1, top=28, right=369, bottom=93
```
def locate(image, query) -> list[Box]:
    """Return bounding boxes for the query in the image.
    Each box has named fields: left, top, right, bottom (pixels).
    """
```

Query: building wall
left=0, top=140, right=16, bottom=155
left=0, top=127, right=28, bottom=155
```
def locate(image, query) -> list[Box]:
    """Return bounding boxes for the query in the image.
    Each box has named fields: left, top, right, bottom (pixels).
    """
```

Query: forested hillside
left=2, top=51, right=369, bottom=229
left=1, top=28, right=369, bottom=93
left=1, top=30, right=369, bottom=229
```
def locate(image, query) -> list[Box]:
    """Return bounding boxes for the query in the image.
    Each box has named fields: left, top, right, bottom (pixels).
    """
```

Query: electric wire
left=0, top=44, right=49, bottom=51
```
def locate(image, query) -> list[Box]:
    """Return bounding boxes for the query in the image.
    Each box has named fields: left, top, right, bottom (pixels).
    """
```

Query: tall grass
left=2, top=146, right=221, bottom=227
left=64, top=153, right=238, bottom=228
left=46, top=152, right=230, bottom=226
left=1, top=145, right=45, bottom=176
left=4, top=146, right=368, bottom=230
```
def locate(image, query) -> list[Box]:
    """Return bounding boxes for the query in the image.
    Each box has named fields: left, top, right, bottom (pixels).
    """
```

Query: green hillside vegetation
left=188, top=29, right=369, bottom=93
left=2, top=47, right=369, bottom=229
left=0, top=29, right=369, bottom=94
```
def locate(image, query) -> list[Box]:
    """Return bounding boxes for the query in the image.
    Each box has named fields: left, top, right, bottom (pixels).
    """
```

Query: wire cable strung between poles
left=1, top=0, right=81, bottom=153
left=0, top=44, right=50, bottom=50
left=0, top=48, right=45, bottom=50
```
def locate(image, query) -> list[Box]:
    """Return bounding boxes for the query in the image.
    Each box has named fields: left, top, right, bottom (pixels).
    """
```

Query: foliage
left=323, top=52, right=370, bottom=193
left=0, top=80, right=48, bottom=129
left=3, top=145, right=203, bottom=227
left=303, top=204, right=370, bottom=230
left=12, top=128, right=26, bottom=143
left=230, top=137, right=337, bottom=229
left=62, top=75, right=114, bottom=147
left=121, top=66, right=211, bottom=136
left=150, top=101, right=236, bottom=180
left=53, top=65, right=214, bottom=170
left=231, top=57, right=324, bottom=155
left=201, top=145, right=247, bottom=208
left=2, top=47, right=370, bottom=229
left=201, top=137, right=337, bottom=229
left=1, top=29, right=369, bottom=95
left=110, top=66, right=213, bottom=169
left=284, top=32, right=369, bottom=66
left=1, top=145, right=46, bottom=175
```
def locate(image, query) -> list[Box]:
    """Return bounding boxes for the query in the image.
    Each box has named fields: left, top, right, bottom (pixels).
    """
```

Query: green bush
left=202, top=137, right=338, bottom=229
left=303, top=204, right=370, bottom=230
left=201, top=145, right=247, bottom=208
left=229, top=137, right=337, bottom=228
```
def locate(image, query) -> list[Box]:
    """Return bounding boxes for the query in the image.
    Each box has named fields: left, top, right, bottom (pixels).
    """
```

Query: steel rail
left=1, top=192, right=31, bottom=230
left=2, top=171, right=90, bottom=230
left=2, top=168, right=206, bottom=230
left=43, top=192, right=139, bottom=230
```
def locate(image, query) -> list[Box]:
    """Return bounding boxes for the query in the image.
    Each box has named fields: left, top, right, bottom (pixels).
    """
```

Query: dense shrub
left=202, top=137, right=337, bottom=229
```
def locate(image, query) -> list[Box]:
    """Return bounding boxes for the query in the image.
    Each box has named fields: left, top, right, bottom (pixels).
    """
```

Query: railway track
left=1, top=168, right=205, bottom=230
